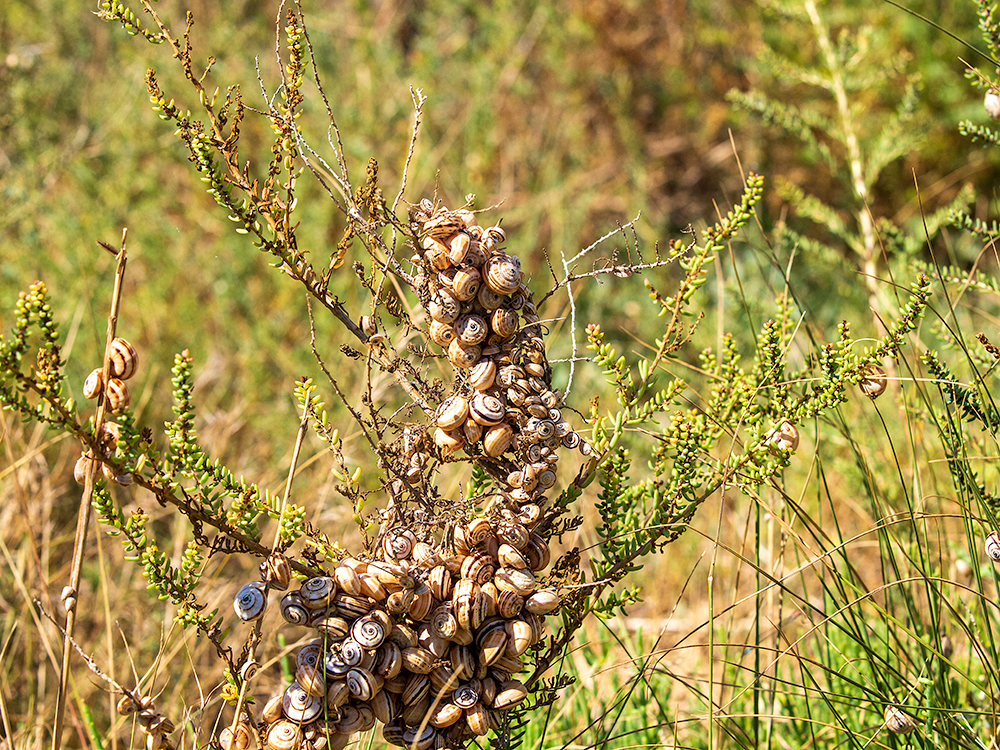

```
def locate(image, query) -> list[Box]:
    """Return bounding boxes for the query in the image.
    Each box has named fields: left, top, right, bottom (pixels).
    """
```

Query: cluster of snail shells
left=237, top=521, right=560, bottom=750
left=408, top=201, right=588, bottom=496
left=74, top=336, right=139, bottom=487
left=116, top=693, right=176, bottom=750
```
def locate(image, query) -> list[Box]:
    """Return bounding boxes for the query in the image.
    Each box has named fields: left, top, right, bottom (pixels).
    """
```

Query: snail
left=768, top=420, right=799, bottom=455
left=109, top=337, right=138, bottom=380
left=884, top=704, right=916, bottom=734
left=233, top=581, right=267, bottom=621
left=860, top=364, right=888, bottom=399
left=105, top=377, right=130, bottom=412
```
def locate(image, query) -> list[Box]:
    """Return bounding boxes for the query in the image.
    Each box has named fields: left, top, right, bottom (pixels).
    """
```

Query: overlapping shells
left=242, top=517, right=558, bottom=749
left=407, top=201, right=589, bottom=500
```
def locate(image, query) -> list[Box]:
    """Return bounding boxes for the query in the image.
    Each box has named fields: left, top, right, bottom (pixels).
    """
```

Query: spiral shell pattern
left=234, top=581, right=267, bottom=621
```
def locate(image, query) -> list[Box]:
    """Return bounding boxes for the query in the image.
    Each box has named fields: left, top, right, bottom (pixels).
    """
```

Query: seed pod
left=106, top=378, right=130, bottom=412
left=83, top=368, right=104, bottom=399
left=483, top=423, right=514, bottom=457
left=860, top=364, right=888, bottom=399
left=448, top=338, right=481, bottom=369
left=456, top=314, right=489, bottom=346
left=493, top=680, right=528, bottom=709
left=233, top=582, right=267, bottom=621
left=109, top=337, right=138, bottom=380
left=436, top=395, right=470, bottom=431
left=282, top=682, right=322, bottom=723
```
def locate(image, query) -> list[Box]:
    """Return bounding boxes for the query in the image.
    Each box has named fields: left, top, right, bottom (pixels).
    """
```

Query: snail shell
left=382, top=720, right=406, bottom=747
left=402, top=672, right=431, bottom=706
left=465, top=702, right=490, bottom=736
left=884, top=705, right=916, bottom=734
left=460, top=552, right=496, bottom=586
left=106, top=378, right=130, bottom=412
left=498, top=543, right=528, bottom=570
left=420, top=626, right=451, bottom=659
left=484, top=224, right=506, bottom=245
left=279, top=590, right=311, bottom=624
left=431, top=603, right=459, bottom=640
left=261, top=552, right=292, bottom=591
left=389, top=621, right=419, bottom=649
left=219, top=722, right=253, bottom=750
left=453, top=682, right=480, bottom=710
left=469, top=359, right=497, bottom=391
left=428, top=289, right=462, bottom=324
left=448, top=232, right=471, bottom=264
left=493, top=680, right=528, bottom=709
left=525, top=589, right=560, bottom=615
left=433, top=426, right=465, bottom=456
left=109, top=337, right=138, bottom=380
left=860, top=364, right=888, bottom=399
left=428, top=564, right=453, bottom=601
left=986, top=531, right=1000, bottom=562
left=347, top=667, right=383, bottom=701
left=421, top=236, right=452, bottom=271
left=297, top=641, right=323, bottom=670
left=295, top=663, right=327, bottom=698
left=408, top=584, right=435, bottom=622
left=478, top=623, right=509, bottom=665
left=463, top=418, right=484, bottom=444
left=562, top=431, right=581, bottom=449
left=371, top=689, right=399, bottom=724
left=402, top=726, right=436, bottom=750
left=494, top=567, right=536, bottom=596
left=401, top=646, right=436, bottom=674
left=381, top=527, right=418, bottom=561
left=465, top=241, right=488, bottom=269
left=74, top=453, right=97, bottom=485
left=450, top=643, right=476, bottom=679
left=483, top=423, right=514, bottom=457
left=452, top=267, right=482, bottom=302
left=505, top=618, right=533, bottom=656
left=491, top=308, right=519, bottom=339
left=233, top=581, right=267, bottom=621
left=536, top=468, right=556, bottom=490
left=769, top=420, right=799, bottom=454
left=334, top=705, right=368, bottom=735
left=352, top=615, right=390, bottom=648
left=456, top=314, right=489, bottom=346
left=333, top=565, right=362, bottom=596
left=429, top=319, right=458, bottom=347
left=453, top=578, right=486, bottom=631
left=429, top=702, right=463, bottom=728
left=333, top=592, right=374, bottom=618
left=266, top=720, right=303, bottom=750
left=299, top=577, right=337, bottom=609
left=326, top=679, right=350, bottom=710
left=448, top=339, right=481, bottom=369
left=282, top=682, right=322, bottom=723
left=477, top=284, right=506, bottom=311
left=436, top=395, right=470, bottom=431
left=466, top=517, right=494, bottom=547
left=484, top=254, right=521, bottom=295
left=313, top=614, right=350, bottom=639
left=358, top=572, right=388, bottom=600
left=497, top=522, right=528, bottom=550
left=83, top=368, right=104, bottom=399
left=524, top=534, right=550, bottom=570
left=469, top=393, right=506, bottom=426
left=375, top=641, right=403, bottom=679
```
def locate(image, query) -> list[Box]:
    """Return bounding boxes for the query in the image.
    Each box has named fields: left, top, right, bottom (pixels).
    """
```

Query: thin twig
left=53, top=231, right=128, bottom=750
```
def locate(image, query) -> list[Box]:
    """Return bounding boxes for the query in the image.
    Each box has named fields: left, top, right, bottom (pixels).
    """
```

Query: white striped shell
left=493, top=680, right=528, bottom=709
left=429, top=319, right=458, bottom=347
left=484, top=254, right=521, bottom=295
left=83, top=368, right=104, bottom=399
left=477, top=284, right=506, bottom=311
left=347, top=667, right=383, bottom=701
left=434, top=426, right=465, bottom=456
left=436, top=395, right=469, bottom=431
left=452, top=267, right=482, bottom=302
left=382, top=527, right=417, bottom=560
left=987, top=531, right=1000, bottom=562
left=448, top=232, right=471, bottom=264
left=280, top=591, right=310, bottom=625
left=469, top=359, right=497, bottom=391
left=448, top=339, right=481, bottom=369
left=428, top=289, right=462, bottom=324
left=109, top=337, right=138, bottom=380
left=106, top=377, right=130, bottom=412
left=233, top=582, right=267, bottom=621
left=483, top=423, right=514, bottom=457
left=282, top=682, right=322, bottom=723
left=299, top=576, right=336, bottom=609
left=469, top=393, right=506, bottom=426
left=352, top=615, right=389, bottom=648
left=491, top=307, right=518, bottom=339
left=456, top=314, right=488, bottom=346
left=266, top=720, right=302, bottom=750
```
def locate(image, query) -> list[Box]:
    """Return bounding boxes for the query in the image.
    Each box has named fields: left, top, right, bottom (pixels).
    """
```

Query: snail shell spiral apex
left=282, top=681, right=322, bottom=723
left=266, top=720, right=303, bottom=750
left=280, top=591, right=310, bottom=625
left=986, top=531, right=1000, bottom=562
left=233, top=581, right=267, bottom=621
left=484, top=254, right=521, bottom=295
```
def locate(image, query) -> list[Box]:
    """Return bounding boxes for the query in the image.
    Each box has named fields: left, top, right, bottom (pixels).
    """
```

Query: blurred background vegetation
left=5, top=0, right=1000, bottom=747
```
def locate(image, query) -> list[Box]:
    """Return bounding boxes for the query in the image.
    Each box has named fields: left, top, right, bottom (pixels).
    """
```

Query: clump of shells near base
left=230, top=201, right=586, bottom=750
